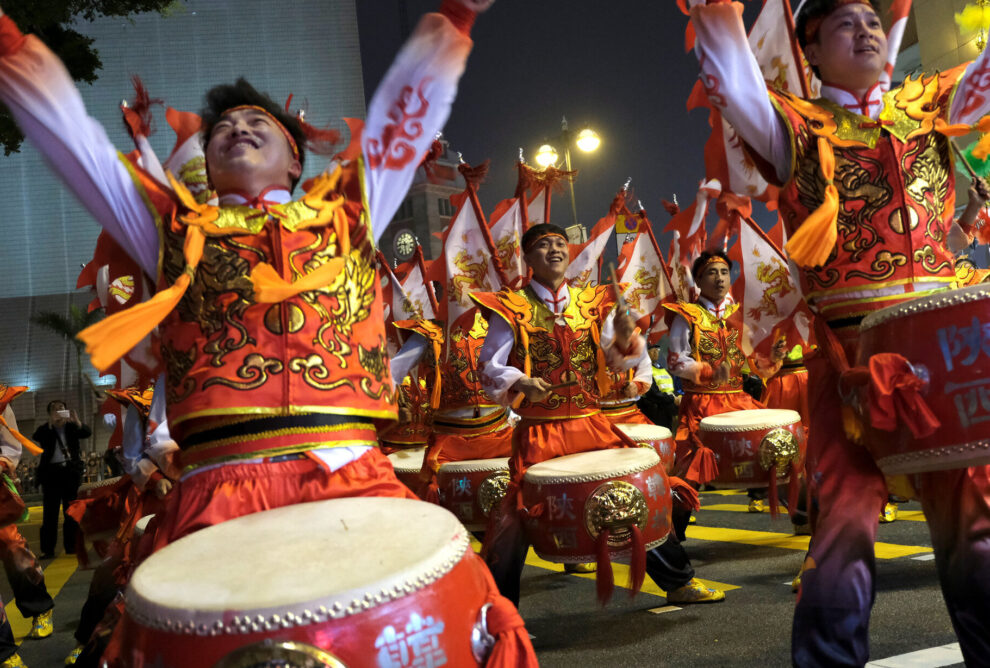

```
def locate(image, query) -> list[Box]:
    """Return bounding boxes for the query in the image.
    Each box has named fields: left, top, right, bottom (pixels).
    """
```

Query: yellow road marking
left=685, top=525, right=932, bottom=559
left=701, top=503, right=927, bottom=523
left=698, top=490, right=746, bottom=497
left=8, top=554, right=78, bottom=642
left=470, top=538, right=739, bottom=596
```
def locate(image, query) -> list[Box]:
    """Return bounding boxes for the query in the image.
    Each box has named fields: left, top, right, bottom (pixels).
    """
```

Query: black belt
left=181, top=414, right=374, bottom=450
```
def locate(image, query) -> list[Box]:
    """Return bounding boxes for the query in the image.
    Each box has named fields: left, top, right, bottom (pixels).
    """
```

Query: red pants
left=155, top=449, right=415, bottom=549
left=795, top=354, right=990, bottom=666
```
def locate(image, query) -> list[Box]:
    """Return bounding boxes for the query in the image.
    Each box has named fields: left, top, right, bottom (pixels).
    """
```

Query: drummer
left=600, top=344, right=655, bottom=426
left=664, top=250, right=764, bottom=537
left=687, top=0, right=990, bottom=661
left=390, top=311, right=513, bottom=501
left=474, top=223, right=725, bottom=606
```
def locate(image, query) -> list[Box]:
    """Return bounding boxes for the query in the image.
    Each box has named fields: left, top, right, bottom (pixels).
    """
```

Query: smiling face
left=524, top=234, right=570, bottom=288
left=204, top=108, right=302, bottom=196
left=804, top=3, right=887, bottom=93
left=696, top=260, right=731, bottom=303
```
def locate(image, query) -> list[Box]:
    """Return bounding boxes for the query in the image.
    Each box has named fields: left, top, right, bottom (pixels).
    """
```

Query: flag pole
left=781, top=0, right=812, bottom=98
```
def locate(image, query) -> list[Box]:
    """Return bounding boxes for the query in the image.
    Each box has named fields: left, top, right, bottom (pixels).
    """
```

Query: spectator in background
left=32, top=401, right=89, bottom=559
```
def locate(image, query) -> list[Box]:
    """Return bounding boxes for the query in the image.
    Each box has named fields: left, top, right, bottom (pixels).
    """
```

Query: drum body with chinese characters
left=699, top=409, right=803, bottom=488
left=437, top=458, right=510, bottom=531
left=857, top=284, right=990, bottom=474
left=386, top=447, right=426, bottom=497
left=615, top=424, right=675, bottom=473
left=119, top=497, right=504, bottom=668
left=520, top=448, right=671, bottom=564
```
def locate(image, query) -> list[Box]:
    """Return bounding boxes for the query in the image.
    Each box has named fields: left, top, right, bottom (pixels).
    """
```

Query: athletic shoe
left=1, top=654, right=26, bottom=667
left=563, top=563, right=596, bottom=574
left=748, top=498, right=766, bottom=513
left=879, top=502, right=898, bottom=523
left=28, top=609, right=53, bottom=639
left=64, top=647, right=83, bottom=666
left=666, top=579, right=725, bottom=604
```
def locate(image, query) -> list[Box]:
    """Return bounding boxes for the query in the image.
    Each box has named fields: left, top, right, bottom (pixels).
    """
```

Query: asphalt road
left=3, top=490, right=965, bottom=667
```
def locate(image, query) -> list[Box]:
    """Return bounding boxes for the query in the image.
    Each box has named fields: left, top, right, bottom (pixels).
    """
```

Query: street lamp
left=534, top=116, right=601, bottom=226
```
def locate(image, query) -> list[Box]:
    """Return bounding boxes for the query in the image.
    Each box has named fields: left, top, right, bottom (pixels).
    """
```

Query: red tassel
left=121, top=76, right=162, bottom=139
left=596, top=529, right=614, bottom=606
left=285, top=94, right=342, bottom=157
left=661, top=198, right=680, bottom=217
left=767, top=465, right=780, bottom=520
left=425, top=480, right=440, bottom=505
left=75, top=529, right=89, bottom=569
left=458, top=160, right=491, bottom=188
left=627, top=525, right=646, bottom=597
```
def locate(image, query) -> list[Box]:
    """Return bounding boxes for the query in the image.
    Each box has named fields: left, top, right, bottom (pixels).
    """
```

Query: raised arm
left=362, top=0, right=491, bottom=242
left=0, top=9, right=159, bottom=277
left=689, top=0, right=792, bottom=185
left=390, top=332, right=429, bottom=386
left=667, top=314, right=712, bottom=385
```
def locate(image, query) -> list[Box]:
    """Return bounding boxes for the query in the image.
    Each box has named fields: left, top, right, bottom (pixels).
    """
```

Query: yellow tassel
left=249, top=257, right=346, bottom=303
left=841, top=404, right=865, bottom=445
left=430, top=339, right=443, bottom=410
left=956, top=3, right=990, bottom=33
left=78, top=227, right=205, bottom=372
left=786, top=137, right=839, bottom=268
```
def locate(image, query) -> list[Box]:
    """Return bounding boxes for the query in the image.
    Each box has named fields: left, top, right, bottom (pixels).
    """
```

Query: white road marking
left=648, top=605, right=682, bottom=614
left=911, top=554, right=936, bottom=561
left=866, top=643, right=963, bottom=667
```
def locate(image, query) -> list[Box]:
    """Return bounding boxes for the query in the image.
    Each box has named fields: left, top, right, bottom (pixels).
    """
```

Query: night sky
left=356, top=0, right=766, bottom=240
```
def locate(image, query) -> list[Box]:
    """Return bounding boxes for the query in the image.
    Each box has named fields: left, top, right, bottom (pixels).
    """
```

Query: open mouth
left=547, top=255, right=564, bottom=264
left=227, top=137, right=259, bottom=152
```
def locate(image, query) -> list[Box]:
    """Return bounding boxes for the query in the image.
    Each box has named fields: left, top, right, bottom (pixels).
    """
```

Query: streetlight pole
left=560, top=117, right=579, bottom=228
left=535, top=116, right=601, bottom=227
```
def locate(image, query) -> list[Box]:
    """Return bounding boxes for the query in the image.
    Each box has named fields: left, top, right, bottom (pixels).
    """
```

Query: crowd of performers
left=0, top=0, right=989, bottom=665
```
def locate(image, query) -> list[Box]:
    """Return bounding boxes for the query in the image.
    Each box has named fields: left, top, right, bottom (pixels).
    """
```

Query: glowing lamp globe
left=535, top=144, right=559, bottom=168
left=575, top=128, right=601, bottom=153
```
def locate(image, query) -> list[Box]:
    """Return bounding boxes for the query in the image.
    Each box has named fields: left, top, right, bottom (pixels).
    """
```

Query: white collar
left=820, top=81, right=884, bottom=120
left=529, top=280, right=570, bottom=313
left=698, top=295, right=733, bottom=318
left=218, top=187, right=293, bottom=208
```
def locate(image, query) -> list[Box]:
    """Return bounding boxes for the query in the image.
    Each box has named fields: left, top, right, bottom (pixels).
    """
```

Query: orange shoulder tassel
left=785, top=136, right=839, bottom=268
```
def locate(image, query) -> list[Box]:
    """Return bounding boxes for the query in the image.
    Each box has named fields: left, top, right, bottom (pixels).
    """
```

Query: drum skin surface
left=121, top=497, right=495, bottom=668
left=520, top=448, right=671, bottom=564
left=387, top=447, right=427, bottom=497
left=616, top=424, right=675, bottom=474
left=698, top=409, right=803, bottom=488
left=437, top=458, right=510, bottom=531
left=858, top=284, right=990, bottom=474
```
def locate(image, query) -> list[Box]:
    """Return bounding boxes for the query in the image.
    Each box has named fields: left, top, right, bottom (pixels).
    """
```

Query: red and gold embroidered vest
left=662, top=302, right=745, bottom=394
left=473, top=284, right=616, bottom=420
left=395, top=312, right=496, bottom=415
left=152, top=164, right=395, bottom=444
left=378, top=376, right=431, bottom=447
left=769, top=69, right=965, bottom=340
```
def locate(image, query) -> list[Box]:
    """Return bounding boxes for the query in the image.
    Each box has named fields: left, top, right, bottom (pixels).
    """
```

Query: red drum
left=857, top=284, right=990, bottom=474
left=615, top=424, right=675, bottom=473
left=120, top=498, right=506, bottom=667
left=699, top=409, right=803, bottom=489
left=520, top=449, right=671, bottom=564
left=387, top=447, right=426, bottom=496
left=437, top=458, right=510, bottom=531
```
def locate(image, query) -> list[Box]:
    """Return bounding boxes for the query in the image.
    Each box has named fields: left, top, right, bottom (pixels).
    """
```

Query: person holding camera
left=32, top=400, right=90, bottom=559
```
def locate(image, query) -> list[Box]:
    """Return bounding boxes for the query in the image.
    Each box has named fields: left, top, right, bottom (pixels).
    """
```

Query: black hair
left=796, top=0, right=880, bottom=80
left=46, top=400, right=65, bottom=414
left=521, top=223, right=569, bottom=254
left=691, top=249, right=733, bottom=281
left=200, top=78, right=307, bottom=190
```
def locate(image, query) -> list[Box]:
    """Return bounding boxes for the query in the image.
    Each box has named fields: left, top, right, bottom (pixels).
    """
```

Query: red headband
left=523, top=232, right=568, bottom=253
left=803, top=0, right=872, bottom=44
left=221, top=105, right=299, bottom=160
left=694, top=255, right=728, bottom=279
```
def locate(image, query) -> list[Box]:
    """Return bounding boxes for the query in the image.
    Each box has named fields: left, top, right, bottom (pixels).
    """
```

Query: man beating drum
left=474, top=223, right=725, bottom=606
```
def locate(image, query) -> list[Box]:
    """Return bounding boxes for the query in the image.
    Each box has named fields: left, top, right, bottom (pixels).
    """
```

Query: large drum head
left=699, top=409, right=800, bottom=432
left=438, top=458, right=510, bottom=474
left=386, top=447, right=426, bottom=474
left=126, top=498, right=468, bottom=635
left=523, top=448, right=660, bottom=483
left=615, top=424, right=673, bottom=441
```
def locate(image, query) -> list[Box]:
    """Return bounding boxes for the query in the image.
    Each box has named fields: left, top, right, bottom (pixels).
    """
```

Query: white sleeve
left=950, top=48, right=990, bottom=125
left=120, top=404, right=157, bottom=490
left=667, top=313, right=710, bottom=385
left=478, top=316, right=525, bottom=406
left=631, top=347, right=654, bottom=394
left=145, top=375, right=179, bottom=479
left=0, top=22, right=159, bottom=277
left=0, top=406, right=21, bottom=467
left=690, top=2, right=791, bottom=184
left=390, top=333, right=429, bottom=386
left=362, top=11, right=474, bottom=242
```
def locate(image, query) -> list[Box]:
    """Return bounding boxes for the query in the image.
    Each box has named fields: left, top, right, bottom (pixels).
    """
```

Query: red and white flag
left=489, top=196, right=527, bottom=288
left=664, top=179, right=722, bottom=265
left=565, top=191, right=624, bottom=288
left=616, top=210, right=677, bottom=342
left=880, top=0, right=912, bottom=90
left=440, top=170, right=505, bottom=332
left=395, top=244, right=439, bottom=320
left=378, top=251, right=416, bottom=355
left=729, top=217, right=809, bottom=356
left=749, top=0, right=817, bottom=97
left=527, top=188, right=547, bottom=225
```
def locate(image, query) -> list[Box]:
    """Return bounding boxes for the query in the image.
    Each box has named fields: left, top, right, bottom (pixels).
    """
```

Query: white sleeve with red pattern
left=690, top=2, right=791, bottom=184
left=602, top=311, right=647, bottom=372
left=0, top=17, right=158, bottom=277
left=950, top=47, right=990, bottom=125
left=362, top=8, right=474, bottom=243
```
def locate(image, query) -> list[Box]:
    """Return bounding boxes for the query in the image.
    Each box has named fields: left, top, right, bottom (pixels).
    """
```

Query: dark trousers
left=0, top=525, right=53, bottom=618
left=41, top=464, right=80, bottom=556
left=0, top=605, right=14, bottom=661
